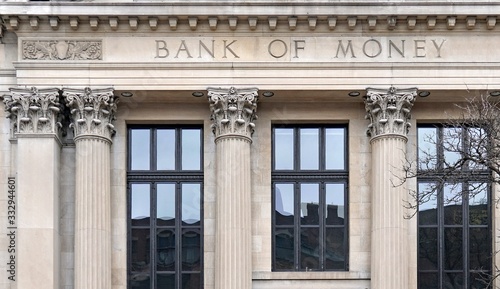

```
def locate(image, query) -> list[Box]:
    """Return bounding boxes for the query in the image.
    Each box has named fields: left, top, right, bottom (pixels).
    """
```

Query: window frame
left=271, top=124, right=349, bottom=272
left=127, top=125, right=204, bottom=289
left=417, top=124, right=492, bottom=289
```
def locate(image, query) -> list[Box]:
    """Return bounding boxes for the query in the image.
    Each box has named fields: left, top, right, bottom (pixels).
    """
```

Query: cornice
left=1, top=2, right=500, bottom=32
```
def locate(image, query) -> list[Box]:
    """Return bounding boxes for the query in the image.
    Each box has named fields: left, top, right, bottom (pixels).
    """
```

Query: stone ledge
left=252, top=270, right=370, bottom=280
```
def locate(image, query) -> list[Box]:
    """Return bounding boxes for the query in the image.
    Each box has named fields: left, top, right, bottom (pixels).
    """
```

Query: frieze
left=22, top=40, right=102, bottom=60
left=365, top=86, right=417, bottom=138
left=208, top=87, right=258, bottom=141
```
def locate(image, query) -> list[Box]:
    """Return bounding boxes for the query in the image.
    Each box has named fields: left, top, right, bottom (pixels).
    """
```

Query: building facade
left=0, top=1, right=499, bottom=289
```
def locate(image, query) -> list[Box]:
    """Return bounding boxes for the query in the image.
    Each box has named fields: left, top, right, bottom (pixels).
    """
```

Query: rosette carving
left=3, top=87, right=62, bottom=135
left=365, top=86, right=417, bottom=138
left=208, top=87, right=258, bottom=140
left=62, top=87, right=117, bottom=140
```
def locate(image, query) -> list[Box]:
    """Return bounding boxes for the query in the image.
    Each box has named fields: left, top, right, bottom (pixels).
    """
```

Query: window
left=417, top=125, right=491, bottom=289
left=272, top=125, right=348, bottom=271
left=128, top=126, right=203, bottom=289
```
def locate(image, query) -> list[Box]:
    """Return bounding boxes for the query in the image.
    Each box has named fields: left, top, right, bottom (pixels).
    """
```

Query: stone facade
left=0, top=1, right=500, bottom=289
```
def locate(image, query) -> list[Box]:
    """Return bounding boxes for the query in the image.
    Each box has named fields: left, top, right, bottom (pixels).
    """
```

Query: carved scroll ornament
left=62, top=87, right=117, bottom=141
left=365, top=86, right=417, bottom=138
left=22, top=40, right=102, bottom=60
left=208, top=87, right=258, bottom=140
left=3, top=87, right=62, bottom=135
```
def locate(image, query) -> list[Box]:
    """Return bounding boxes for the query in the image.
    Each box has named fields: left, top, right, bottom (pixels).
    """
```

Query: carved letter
left=223, top=40, right=240, bottom=59
left=155, top=40, right=169, bottom=58
left=431, top=39, right=446, bottom=58
left=293, top=40, right=306, bottom=58
left=268, top=39, right=288, bottom=59
left=363, top=39, right=382, bottom=58
left=175, top=40, right=193, bottom=58
left=414, top=40, right=426, bottom=58
left=389, top=40, right=405, bottom=58
left=335, top=40, right=356, bottom=58
left=199, top=40, right=215, bottom=58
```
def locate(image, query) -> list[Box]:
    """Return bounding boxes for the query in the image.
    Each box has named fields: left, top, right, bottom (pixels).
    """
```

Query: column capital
left=365, top=86, right=417, bottom=138
left=207, top=86, right=258, bottom=141
left=3, top=87, right=63, bottom=136
left=62, top=87, right=117, bottom=141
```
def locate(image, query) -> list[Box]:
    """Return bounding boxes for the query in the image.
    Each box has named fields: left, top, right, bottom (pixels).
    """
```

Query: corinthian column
left=208, top=86, right=258, bottom=289
left=365, top=86, right=417, bottom=289
left=4, top=87, right=62, bottom=289
left=62, top=87, right=117, bottom=289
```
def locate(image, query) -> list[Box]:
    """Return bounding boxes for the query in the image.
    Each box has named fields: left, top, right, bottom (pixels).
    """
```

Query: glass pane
left=444, top=227, right=463, bottom=270
left=300, top=128, right=319, bottom=170
left=182, top=273, right=201, bottom=289
left=444, top=184, right=463, bottom=225
left=130, top=129, right=151, bottom=170
left=130, top=273, right=150, bottom=289
left=157, top=274, right=175, bottom=288
left=325, top=128, right=345, bottom=170
left=157, top=184, right=176, bottom=226
left=443, top=273, right=464, bottom=289
left=469, top=183, right=488, bottom=225
left=325, top=227, right=345, bottom=270
left=182, top=129, right=202, bottom=171
left=469, top=228, right=491, bottom=271
left=443, top=127, right=462, bottom=167
left=157, top=229, right=176, bottom=271
left=325, top=183, right=345, bottom=225
left=275, top=183, right=295, bottom=226
left=418, top=228, right=438, bottom=271
left=274, top=228, right=294, bottom=270
left=182, top=229, right=202, bottom=271
left=418, top=182, right=438, bottom=225
left=418, top=273, right=438, bottom=289
left=418, top=127, right=437, bottom=170
left=274, top=128, right=294, bottom=170
left=131, top=228, right=150, bottom=272
left=131, top=184, right=151, bottom=226
left=182, top=183, right=201, bottom=226
left=300, top=183, right=319, bottom=225
left=157, top=129, right=176, bottom=170
left=467, top=127, right=488, bottom=170
left=470, top=272, right=491, bottom=289
left=300, top=228, right=320, bottom=270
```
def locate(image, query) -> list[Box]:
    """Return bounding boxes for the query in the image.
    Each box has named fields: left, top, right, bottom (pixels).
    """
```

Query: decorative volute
left=365, top=86, right=417, bottom=138
left=62, top=87, right=117, bottom=141
left=208, top=86, right=258, bottom=141
left=3, top=87, right=62, bottom=135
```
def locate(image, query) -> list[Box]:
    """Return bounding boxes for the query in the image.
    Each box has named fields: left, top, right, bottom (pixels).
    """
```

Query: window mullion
left=319, top=182, right=325, bottom=271
left=151, top=182, right=157, bottom=289
left=176, top=181, right=182, bottom=289
left=294, top=181, right=300, bottom=270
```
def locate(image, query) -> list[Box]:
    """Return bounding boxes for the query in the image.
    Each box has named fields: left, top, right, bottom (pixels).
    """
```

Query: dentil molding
left=62, top=87, right=117, bottom=141
left=365, top=86, right=417, bottom=138
left=208, top=86, right=258, bottom=141
left=3, top=87, right=63, bottom=136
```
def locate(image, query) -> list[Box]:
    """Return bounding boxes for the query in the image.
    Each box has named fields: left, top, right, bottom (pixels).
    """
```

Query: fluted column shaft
left=208, top=86, right=258, bottom=289
left=62, top=87, right=117, bottom=289
left=74, top=136, right=112, bottom=289
left=370, top=134, right=408, bottom=289
left=365, top=87, right=417, bottom=289
left=4, top=87, right=62, bottom=289
left=215, top=136, right=252, bottom=289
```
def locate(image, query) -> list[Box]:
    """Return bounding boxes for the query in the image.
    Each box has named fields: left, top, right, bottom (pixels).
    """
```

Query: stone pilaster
left=208, top=87, right=258, bottom=289
left=62, top=87, right=117, bottom=289
left=4, top=87, right=62, bottom=289
left=365, top=86, right=417, bottom=289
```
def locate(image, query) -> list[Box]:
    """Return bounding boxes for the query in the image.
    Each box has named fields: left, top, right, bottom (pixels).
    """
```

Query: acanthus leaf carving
left=208, top=87, right=258, bottom=141
left=22, top=40, right=102, bottom=61
left=62, top=87, right=117, bottom=141
left=3, top=87, right=63, bottom=136
left=365, top=86, right=417, bottom=138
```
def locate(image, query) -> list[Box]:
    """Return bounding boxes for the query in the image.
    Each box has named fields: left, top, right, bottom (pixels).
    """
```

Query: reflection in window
left=272, top=125, right=348, bottom=271
left=417, top=125, right=491, bottom=289
left=128, top=126, right=203, bottom=289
